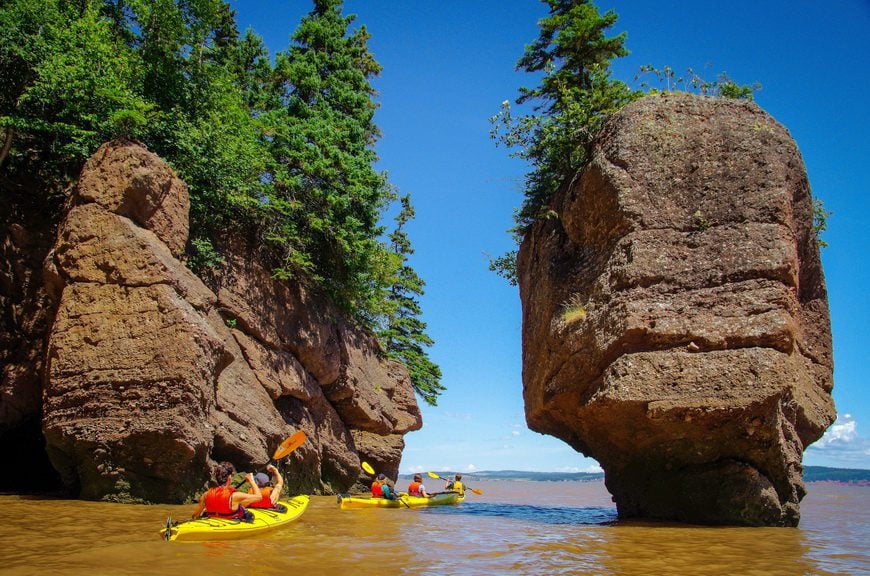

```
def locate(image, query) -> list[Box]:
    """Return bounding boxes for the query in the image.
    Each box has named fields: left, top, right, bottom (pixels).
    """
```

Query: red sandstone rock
left=33, top=140, right=420, bottom=502
left=76, top=140, right=189, bottom=256
left=519, top=93, right=834, bottom=526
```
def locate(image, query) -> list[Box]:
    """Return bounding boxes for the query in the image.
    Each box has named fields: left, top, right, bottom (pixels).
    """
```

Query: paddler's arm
left=231, top=473, right=262, bottom=508
left=266, top=464, right=283, bottom=506
left=191, top=492, right=206, bottom=519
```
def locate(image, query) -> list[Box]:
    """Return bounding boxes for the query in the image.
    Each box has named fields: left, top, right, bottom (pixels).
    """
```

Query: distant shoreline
left=401, top=466, right=870, bottom=485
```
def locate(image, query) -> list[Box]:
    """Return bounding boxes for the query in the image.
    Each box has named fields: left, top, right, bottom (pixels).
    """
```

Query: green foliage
left=813, top=198, right=832, bottom=248
left=187, top=237, right=226, bottom=274
left=1, top=0, right=442, bottom=406
left=0, top=0, right=149, bottom=179
left=260, top=0, right=394, bottom=319
left=378, top=194, right=444, bottom=405
left=487, top=250, right=519, bottom=287
left=489, top=1, right=640, bottom=282
left=634, top=65, right=760, bottom=100
left=490, top=0, right=641, bottom=234
left=692, top=209, right=711, bottom=232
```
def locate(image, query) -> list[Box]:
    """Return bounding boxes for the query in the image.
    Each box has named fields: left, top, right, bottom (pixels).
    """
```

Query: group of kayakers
left=191, top=461, right=285, bottom=520
left=370, top=472, right=464, bottom=500
left=192, top=460, right=465, bottom=520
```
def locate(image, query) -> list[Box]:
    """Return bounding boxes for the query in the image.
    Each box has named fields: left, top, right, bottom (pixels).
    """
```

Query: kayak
left=160, top=495, right=309, bottom=541
left=338, top=491, right=464, bottom=510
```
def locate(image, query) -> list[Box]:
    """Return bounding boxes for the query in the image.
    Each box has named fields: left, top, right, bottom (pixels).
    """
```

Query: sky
left=229, top=0, right=870, bottom=473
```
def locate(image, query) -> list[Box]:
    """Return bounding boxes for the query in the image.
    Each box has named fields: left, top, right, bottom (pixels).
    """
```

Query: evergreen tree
left=264, top=0, right=392, bottom=319
left=491, top=0, right=640, bottom=231
left=379, top=194, right=444, bottom=406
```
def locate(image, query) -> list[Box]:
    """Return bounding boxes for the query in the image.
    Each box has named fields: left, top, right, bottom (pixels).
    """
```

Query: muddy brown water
left=2, top=480, right=867, bottom=575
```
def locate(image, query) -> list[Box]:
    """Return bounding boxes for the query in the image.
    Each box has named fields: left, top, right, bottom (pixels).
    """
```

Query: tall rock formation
left=1, top=139, right=420, bottom=502
left=518, top=93, right=834, bottom=526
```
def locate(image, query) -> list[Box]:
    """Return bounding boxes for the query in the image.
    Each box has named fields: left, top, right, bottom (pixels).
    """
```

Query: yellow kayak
left=160, top=495, right=309, bottom=541
left=338, top=491, right=464, bottom=510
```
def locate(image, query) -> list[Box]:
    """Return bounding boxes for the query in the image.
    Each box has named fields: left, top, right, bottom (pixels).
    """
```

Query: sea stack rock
left=39, top=140, right=420, bottom=502
left=518, top=93, right=835, bottom=526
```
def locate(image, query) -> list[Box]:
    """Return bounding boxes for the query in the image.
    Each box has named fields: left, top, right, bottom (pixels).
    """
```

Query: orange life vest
left=204, top=485, right=245, bottom=518
left=248, top=486, right=273, bottom=509
left=371, top=480, right=384, bottom=498
left=408, top=481, right=423, bottom=496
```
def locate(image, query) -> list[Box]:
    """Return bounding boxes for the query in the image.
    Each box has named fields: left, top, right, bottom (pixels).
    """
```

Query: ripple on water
left=423, top=502, right=618, bottom=525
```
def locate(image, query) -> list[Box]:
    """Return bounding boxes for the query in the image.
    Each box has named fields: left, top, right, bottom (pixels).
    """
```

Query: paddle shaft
left=429, top=472, right=482, bottom=495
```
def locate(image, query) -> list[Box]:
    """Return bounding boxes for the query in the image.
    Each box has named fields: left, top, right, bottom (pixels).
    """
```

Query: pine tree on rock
left=491, top=0, right=640, bottom=230
left=379, top=194, right=444, bottom=406
left=266, top=0, right=391, bottom=317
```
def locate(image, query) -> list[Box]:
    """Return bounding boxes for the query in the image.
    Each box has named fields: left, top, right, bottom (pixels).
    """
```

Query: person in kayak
left=407, top=473, right=430, bottom=497
left=372, top=473, right=398, bottom=500
left=247, top=464, right=284, bottom=509
left=191, top=461, right=261, bottom=520
left=445, top=473, right=465, bottom=496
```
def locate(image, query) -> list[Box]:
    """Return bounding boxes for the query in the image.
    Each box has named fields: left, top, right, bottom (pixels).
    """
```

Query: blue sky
left=230, top=1, right=870, bottom=472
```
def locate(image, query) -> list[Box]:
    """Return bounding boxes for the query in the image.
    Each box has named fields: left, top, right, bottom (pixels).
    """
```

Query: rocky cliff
left=1, top=140, right=420, bottom=502
left=518, top=93, right=834, bottom=526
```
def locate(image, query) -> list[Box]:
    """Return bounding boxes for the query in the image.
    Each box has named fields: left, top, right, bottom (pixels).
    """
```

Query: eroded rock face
left=0, top=186, right=63, bottom=492
left=518, top=94, right=834, bottom=526
left=38, top=140, right=421, bottom=502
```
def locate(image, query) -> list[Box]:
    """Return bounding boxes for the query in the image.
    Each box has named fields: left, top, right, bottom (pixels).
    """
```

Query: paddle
left=427, top=471, right=483, bottom=495
left=234, top=430, right=308, bottom=489
left=163, top=515, right=173, bottom=541
left=361, top=461, right=410, bottom=508
left=273, top=429, right=308, bottom=460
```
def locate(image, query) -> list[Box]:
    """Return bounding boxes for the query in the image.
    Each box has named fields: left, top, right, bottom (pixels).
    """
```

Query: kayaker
left=191, top=461, right=261, bottom=520
left=372, top=473, right=398, bottom=500
left=247, top=464, right=284, bottom=509
left=407, top=473, right=430, bottom=497
left=445, top=473, right=465, bottom=496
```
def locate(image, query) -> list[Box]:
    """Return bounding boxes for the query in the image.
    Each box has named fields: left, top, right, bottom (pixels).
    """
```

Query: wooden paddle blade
left=361, top=461, right=375, bottom=475
left=273, top=430, right=307, bottom=460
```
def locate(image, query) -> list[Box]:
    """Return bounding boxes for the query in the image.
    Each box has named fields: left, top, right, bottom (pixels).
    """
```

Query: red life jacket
left=248, top=486, right=273, bottom=509
left=408, top=481, right=423, bottom=496
left=204, top=486, right=245, bottom=518
left=371, top=480, right=384, bottom=498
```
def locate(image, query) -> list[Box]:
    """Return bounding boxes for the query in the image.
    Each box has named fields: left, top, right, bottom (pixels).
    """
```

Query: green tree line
left=0, top=0, right=442, bottom=404
left=489, top=0, right=816, bottom=285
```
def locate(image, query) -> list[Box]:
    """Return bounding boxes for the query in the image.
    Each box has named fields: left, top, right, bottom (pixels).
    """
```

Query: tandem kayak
left=160, top=495, right=309, bottom=541
left=338, top=491, right=464, bottom=510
